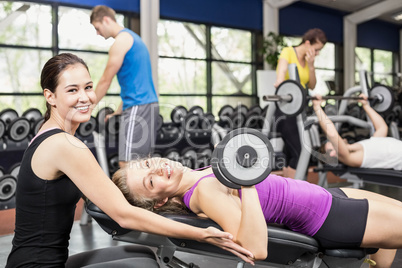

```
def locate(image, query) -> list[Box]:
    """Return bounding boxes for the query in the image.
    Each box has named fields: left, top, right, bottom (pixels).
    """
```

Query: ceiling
left=301, top=0, right=402, bottom=25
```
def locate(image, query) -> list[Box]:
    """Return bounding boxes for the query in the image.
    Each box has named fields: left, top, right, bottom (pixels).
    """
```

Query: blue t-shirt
left=117, top=29, right=158, bottom=110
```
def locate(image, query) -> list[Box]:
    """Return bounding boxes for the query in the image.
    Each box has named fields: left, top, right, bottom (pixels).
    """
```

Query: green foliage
left=261, top=32, right=286, bottom=69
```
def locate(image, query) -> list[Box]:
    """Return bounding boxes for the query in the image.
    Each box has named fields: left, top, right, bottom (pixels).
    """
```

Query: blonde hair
left=112, top=160, right=190, bottom=215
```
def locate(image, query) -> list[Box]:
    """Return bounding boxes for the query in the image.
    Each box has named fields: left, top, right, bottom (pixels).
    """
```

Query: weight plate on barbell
left=7, top=117, right=31, bottom=142
left=0, top=175, right=17, bottom=201
left=211, top=128, right=274, bottom=189
left=275, top=80, right=306, bottom=117
left=370, top=85, right=394, bottom=114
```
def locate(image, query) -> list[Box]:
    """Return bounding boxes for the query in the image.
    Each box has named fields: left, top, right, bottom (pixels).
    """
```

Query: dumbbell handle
left=263, top=94, right=381, bottom=102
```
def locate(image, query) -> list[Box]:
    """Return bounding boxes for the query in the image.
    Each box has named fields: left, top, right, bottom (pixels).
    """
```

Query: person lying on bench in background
left=312, top=94, right=402, bottom=170
left=113, top=156, right=402, bottom=268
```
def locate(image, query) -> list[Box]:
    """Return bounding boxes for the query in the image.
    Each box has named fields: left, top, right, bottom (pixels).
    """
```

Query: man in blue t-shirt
left=90, top=5, right=159, bottom=167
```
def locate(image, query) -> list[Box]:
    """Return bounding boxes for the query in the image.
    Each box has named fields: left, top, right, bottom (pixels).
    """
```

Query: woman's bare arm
left=46, top=134, right=255, bottom=264
left=195, top=179, right=268, bottom=260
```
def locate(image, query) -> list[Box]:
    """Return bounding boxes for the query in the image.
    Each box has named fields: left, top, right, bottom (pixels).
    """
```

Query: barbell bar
left=263, top=80, right=394, bottom=116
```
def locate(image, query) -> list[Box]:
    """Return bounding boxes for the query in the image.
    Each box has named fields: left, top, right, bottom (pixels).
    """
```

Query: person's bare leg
left=369, top=249, right=396, bottom=268
left=341, top=188, right=402, bottom=268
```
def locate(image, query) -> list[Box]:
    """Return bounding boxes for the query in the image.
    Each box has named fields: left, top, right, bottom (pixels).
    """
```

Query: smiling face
left=45, top=63, right=96, bottom=128
left=126, top=158, right=185, bottom=202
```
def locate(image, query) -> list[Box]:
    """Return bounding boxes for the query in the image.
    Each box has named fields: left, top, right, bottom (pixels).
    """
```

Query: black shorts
left=313, top=188, right=369, bottom=249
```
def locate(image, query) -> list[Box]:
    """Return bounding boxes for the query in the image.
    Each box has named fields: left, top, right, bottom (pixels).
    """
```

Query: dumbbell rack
left=0, top=108, right=44, bottom=210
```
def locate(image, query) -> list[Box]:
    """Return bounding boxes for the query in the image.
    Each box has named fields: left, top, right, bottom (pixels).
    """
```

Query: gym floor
left=1, top=182, right=402, bottom=268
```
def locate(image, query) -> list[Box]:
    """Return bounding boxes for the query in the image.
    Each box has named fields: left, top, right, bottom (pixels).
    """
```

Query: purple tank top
left=182, top=173, right=332, bottom=236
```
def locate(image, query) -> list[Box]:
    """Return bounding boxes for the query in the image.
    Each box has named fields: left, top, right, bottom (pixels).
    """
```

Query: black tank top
left=6, top=129, right=82, bottom=267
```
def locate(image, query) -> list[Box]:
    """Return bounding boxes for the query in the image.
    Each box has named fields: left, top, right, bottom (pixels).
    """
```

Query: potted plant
left=257, top=32, right=286, bottom=106
left=261, top=31, right=286, bottom=69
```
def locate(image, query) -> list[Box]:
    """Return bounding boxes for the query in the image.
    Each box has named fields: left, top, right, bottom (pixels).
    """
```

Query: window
left=157, top=19, right=257, bottom=121
left=373, top=49, right=393, bottom=86
left=0, top=1, right=126, bottom=116
left=355, top=47, right=396, bottom=88
left=0, top=1, right=52, bottom=115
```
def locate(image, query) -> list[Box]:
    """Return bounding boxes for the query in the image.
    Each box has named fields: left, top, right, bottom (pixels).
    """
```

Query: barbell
left=263, top=80, right=394, bottom=116
left=211, top=128, right=274, bottom=189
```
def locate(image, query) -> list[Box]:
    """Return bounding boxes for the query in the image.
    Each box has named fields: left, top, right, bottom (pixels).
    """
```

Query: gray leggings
left=65, top=245, right=159, bottom=267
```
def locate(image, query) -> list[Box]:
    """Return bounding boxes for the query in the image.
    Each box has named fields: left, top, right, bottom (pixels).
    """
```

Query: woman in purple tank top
left=114, top=157, right=402, bottom=267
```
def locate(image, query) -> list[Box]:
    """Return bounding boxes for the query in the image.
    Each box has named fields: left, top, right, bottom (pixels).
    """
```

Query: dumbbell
left=77, top=116, right=97, bottom=138
left=181, top=147, right=198, bottom=169
left=96, top=107, right=114, bottom=133
left=164, top=148, right=181, bottom=162
left=211, top=128, right=274, bottom=189
left=171, top=106, right=188, bottom=124
left=108, top=153, right=120, bottom=176
left=197, top=147, right=213, bottom=167
left=0, top=119, right=5, bottom=140
left=22, top=108, right=43, bottom=136
left=263, top=80, right=395, bottom=116
left=218, top=105, right=234, bottom=128
left=200, top=113, right=215, bottom=130
left=0, top=108, right=30, bottom=142
left=106, top=114, right=120, bottom=136
left=0, top=175, right=17, bottom=202
left=244, top=105, right=264, bottom=129
left=9, top=163, right=21, bottom=179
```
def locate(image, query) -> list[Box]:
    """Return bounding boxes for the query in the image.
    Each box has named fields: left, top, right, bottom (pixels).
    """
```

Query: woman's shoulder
left=40, top=131, right=87, bottom=152
left=195, top=175, right=232, bottom=197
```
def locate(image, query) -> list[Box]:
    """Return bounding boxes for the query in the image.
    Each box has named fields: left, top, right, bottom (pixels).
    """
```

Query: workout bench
left=85, top=200, right=377, bottom=268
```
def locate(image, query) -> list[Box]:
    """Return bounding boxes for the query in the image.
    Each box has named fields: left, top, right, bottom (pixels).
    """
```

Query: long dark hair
left=40, top=53, right=89, bottom=124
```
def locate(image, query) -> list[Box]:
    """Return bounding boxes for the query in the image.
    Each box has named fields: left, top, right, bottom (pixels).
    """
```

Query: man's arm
left=95, top=32, right=133, bottom=105
left=312, top=96, right=360, bottom=166
left=359, top=94, right=388, bottom=137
